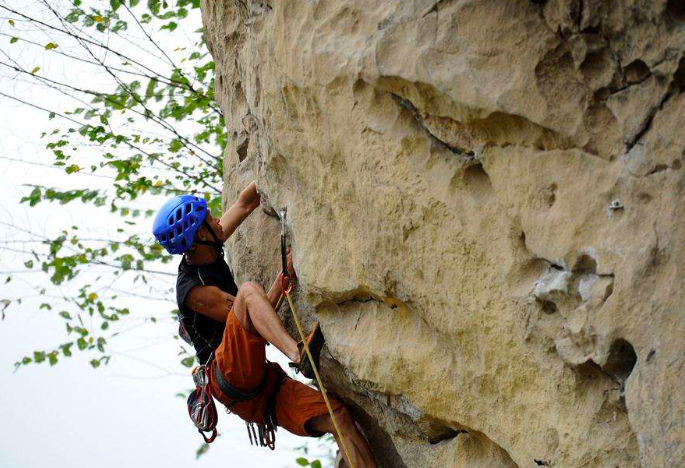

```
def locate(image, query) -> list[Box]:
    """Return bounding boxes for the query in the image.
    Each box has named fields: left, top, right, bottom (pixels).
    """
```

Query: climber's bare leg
left=233, top=281, right=300, bottom=363
left=309, top=406, right=378, bottom=468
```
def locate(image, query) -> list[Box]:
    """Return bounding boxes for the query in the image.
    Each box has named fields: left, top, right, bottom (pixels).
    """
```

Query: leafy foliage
left=0, top=0, right=223, bottom=371
left=296, top=457, right=324, bottom=468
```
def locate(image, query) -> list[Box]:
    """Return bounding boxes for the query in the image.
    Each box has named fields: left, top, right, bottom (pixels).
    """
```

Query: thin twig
left=0, top=245, right=176, bottom=277
left=0, top=59, right=221, bottom=170
left=0, top=91, right=220, bottom=193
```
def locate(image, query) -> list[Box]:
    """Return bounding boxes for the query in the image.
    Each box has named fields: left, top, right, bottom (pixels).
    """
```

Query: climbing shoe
left=289, top=322, right=324, bottom=380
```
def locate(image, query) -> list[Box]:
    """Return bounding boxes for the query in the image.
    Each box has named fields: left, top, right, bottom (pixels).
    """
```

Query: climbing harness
left=214, top=358, right=283, bottom=450
left=279, top=209, right=356, bottom=468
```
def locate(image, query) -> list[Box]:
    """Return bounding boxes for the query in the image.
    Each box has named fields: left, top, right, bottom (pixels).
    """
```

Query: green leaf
left=8, top=19, right=15, bottom=26
left=295, top=458, right=309, bottom=466
left=180, top=356, right=195, bottom=367
left=59, top=311, right=72, bottom=319
left=161, top=21, right=178, bottom=32
left=169, top=139, right=182, bottom=152
left=60, top=343, right=73, bottom=357
left=97, top=337, right=107, bottom=352
left=310, top=461, right=322, bottom=468
left=90, top=358, right=101, bottom=368
left=34, top=351, right=46, bottom=364
left=31, top=66, right=40, bottom=75
left=110, top=0, right=123, bottom=11
left=195, top=443, right=210, bottom=460
left=130, top=0, right=141, bottom=6
left=10, top=37, right=18, bottom=44
left=45, top=42, right=59, bottom=50
left=48, top=352, right=59, bottom=366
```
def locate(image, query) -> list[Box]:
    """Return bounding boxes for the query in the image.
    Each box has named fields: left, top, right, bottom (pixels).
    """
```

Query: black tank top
left=176, top=255, right=238, bottom=363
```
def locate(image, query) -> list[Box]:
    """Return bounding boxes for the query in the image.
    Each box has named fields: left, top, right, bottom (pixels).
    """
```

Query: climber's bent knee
left=306, top=405, right=355, bottom=436
left=306, top=412, right=334, bottom=435
left=239, top=281, right=265, bottom=299
left=233, top=282, right=265, bottom=334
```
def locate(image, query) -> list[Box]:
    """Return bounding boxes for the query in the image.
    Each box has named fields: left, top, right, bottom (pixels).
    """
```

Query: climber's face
left=196, top=212, right=226, bottom=244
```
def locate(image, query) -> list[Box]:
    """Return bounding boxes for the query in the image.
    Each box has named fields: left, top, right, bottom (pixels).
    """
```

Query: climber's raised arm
left=220, top=181, right=261, bottom=239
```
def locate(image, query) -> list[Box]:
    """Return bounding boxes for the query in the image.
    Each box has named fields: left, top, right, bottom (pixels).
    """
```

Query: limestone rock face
left=201, top=0, right=685, bottom=466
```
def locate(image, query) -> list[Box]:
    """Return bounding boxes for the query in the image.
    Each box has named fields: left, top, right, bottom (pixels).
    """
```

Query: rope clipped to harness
left=279, top=209, right=356, bottom=468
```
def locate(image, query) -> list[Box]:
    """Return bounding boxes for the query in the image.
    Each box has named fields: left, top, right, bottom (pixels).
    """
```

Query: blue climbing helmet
left=153, top=195, right=214, bottom=255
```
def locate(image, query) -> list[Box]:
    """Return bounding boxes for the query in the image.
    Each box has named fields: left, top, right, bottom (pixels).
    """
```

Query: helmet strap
left=193, top=219, right=224, bottom=251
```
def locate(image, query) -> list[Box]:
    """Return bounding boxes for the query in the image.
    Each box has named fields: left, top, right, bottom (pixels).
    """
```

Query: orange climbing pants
left=209, top=309, right=342, bottom=437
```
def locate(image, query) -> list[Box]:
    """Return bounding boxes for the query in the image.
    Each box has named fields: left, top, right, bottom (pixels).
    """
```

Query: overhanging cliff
left=200, top=1, right=685, bottom=466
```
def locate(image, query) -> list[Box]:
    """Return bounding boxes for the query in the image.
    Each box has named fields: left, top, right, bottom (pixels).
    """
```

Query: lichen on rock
left=201, top=0, right=685, bottom=466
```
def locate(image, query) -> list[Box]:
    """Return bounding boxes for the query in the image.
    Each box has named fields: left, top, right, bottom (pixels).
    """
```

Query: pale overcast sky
left=0, top=2, right=329, bottom=467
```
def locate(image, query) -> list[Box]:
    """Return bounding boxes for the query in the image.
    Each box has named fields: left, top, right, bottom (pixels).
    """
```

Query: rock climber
left=152, top=181, right=377, bottom=468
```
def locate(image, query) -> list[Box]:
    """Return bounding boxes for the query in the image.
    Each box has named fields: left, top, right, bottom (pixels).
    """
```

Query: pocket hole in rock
left=667, top=0, right=685, bottom=23
left=576, top=360, right=604, bottom=380
left=463, top=163, right=493, bottom=200
left=572, top=254, right=597, bottom=274
left=540, top=300, right=558, bottom=315
left=236, top=137, right=249, bottom=162
left=602, top=281, right=614, bottom=302
left=580, top=52, right=611, bottom=83
left=646, top=349, right=656, bottom=362
left=603, top=339, right=637, bottom=383
left=429, top=429, right=468, bottom=444
left=674, top=57, right=685, bottom=88
left=624, top=59, right=651, bottom=84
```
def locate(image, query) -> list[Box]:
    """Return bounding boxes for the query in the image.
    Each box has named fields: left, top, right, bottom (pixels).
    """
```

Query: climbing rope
left=279, top=209, right=356, bottom=468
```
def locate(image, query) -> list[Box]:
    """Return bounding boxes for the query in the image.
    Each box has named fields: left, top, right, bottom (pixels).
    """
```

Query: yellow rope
left=285, top=291, right=356, bottom=468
